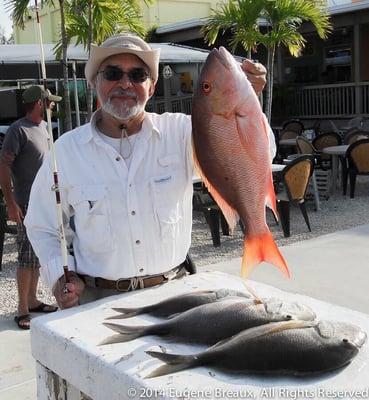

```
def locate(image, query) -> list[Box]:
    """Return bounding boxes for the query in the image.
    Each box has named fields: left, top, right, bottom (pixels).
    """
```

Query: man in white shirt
left=25, top=33, right=272, bottom=309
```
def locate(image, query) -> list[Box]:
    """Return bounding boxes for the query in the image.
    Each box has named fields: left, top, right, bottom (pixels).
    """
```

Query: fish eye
left=285, top=315, right=292, bottom=320
left=342, top=338, right=349, bottom=343
left=202, top=82, right=211, bottom=92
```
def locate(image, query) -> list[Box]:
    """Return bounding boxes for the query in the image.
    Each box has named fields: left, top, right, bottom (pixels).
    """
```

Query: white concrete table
left=322, top=145, right=349, bottom=194
left=31, top=271, right=368, bottom=400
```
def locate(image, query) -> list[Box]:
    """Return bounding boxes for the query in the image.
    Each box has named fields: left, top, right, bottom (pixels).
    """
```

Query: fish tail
left=105, top=307, right=142, bottom=320
left=145, top=351, right=198, bottom=378
left=242, top=231, right=290, bottom=278
left=101, top=322, right=153, bottom=343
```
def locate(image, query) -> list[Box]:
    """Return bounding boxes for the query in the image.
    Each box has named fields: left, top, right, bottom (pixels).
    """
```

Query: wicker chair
left=344, top=130, right=369, bottom=145
left=296, top=136, right=316, bottom=155
left=277, top=155, right=314, bottom=237
left=282, top=119, right=304, bottom=134
left=343, top=139, right=369, bottom=198
left=313, top=131, right=342, bottom=168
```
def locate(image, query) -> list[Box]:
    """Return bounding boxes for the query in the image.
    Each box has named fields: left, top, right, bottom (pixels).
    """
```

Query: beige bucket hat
left=85, top=33, right=161, bottom=88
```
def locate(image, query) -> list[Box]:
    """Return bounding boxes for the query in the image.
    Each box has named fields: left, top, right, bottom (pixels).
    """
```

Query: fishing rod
left=34, top=0, right=70, bottom=285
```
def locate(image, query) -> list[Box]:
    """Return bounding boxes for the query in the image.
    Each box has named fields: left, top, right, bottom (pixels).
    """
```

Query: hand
left=241, top=59, right=267, bottom=96
left=53, top=272, right=85, bottom=309
left=7, top=201, right=24, bottom=224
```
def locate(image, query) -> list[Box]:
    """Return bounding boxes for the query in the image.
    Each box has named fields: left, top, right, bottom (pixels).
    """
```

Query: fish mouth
left=211, top=47, right=232, bottom=70
left=351, top=330, right=367, bottom=348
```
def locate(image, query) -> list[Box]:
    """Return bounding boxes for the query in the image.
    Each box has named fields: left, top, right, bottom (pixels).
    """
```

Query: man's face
left=95, top=53, right=155, bottom=120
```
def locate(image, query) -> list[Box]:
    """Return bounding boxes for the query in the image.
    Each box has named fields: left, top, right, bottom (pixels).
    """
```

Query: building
left=13, top=0, right=223, bottom=44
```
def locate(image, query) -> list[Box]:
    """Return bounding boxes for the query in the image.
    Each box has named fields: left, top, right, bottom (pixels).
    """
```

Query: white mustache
left=109, top=88, right=137, bottom=100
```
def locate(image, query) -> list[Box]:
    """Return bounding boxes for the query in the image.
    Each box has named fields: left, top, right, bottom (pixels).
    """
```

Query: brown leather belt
left=80, top=264, right=186, bottom=292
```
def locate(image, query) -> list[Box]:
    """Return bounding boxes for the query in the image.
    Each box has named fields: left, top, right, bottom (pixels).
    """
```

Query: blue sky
left=0, top=0, right=13, bottom=38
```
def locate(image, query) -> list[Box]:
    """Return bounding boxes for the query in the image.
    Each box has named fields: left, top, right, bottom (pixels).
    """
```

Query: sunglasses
left=98, top=66, right=150, bottom=84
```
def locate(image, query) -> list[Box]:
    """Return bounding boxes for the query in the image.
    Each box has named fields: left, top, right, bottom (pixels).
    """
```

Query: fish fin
left=192, top=139, right=239, bottom=232
left=145, top=351, right=197, bottom=378
left=240, top=282, right=263, bottom=303
left=105, top=307, right=141, bottom=320
left=102, top=322, right=150, bottom=342
left=241, top=230, right=290, bottom=278
left=98, top=333, right=127, bottom=346
left=265, top=174, right=278, bottom=221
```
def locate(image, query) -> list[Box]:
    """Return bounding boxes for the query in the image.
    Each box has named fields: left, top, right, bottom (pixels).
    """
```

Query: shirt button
left=135, top=240, right=141, bottom=245
left=115, top=156, right=121, bottom=161
left=131, top=210, right=136, bottom=215
left=139, top=268, right=144, bottom=273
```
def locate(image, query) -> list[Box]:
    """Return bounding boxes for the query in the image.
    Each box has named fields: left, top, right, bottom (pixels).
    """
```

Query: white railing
left=146, top=95, right=193, bottom=115
left=292, top=82, right=369, bottom=118
left=145, top=84, right=369, bottom=120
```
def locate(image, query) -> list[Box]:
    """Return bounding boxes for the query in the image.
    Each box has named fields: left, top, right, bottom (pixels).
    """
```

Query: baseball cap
left=85, top=33, right=161, bottom=88
left=22, top=85, right=62, bottom=104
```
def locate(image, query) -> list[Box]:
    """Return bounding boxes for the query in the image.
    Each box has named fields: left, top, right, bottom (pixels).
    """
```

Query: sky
left=0, top=0, right=13, bottom=38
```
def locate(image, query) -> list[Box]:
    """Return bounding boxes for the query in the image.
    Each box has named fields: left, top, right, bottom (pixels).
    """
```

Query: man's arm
left=24, top=155, right=84, bottom=308
left=0, top=155, right=24, bottom=223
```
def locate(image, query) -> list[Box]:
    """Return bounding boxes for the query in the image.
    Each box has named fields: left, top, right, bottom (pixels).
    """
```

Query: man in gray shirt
left=0, top=86, right=61, bottom=329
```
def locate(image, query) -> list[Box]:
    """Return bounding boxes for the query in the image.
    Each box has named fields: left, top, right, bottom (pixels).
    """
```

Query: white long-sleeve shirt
left=25, top=110, right=276, bottom=289
left=25, top=111, right=194, bottom=288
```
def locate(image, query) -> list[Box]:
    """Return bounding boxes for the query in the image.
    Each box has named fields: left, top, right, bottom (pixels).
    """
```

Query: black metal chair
left=276, top=155, right=314, bottom=237
left=192, top=183, right=229, bottom=247
left=343, top=139, right=369, bottom=198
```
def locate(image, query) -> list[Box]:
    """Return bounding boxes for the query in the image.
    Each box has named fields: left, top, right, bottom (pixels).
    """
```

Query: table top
left=279, top=138, right=297, bottom=146
left=31, top=271, right=369, bottom=400
left=272, top=164, right=286, bottom=172
left=322, top=145, right=349, bottom=155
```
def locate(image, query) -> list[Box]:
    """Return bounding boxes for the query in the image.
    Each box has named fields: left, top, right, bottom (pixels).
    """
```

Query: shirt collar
left=77, top=109, right=161, bottom=144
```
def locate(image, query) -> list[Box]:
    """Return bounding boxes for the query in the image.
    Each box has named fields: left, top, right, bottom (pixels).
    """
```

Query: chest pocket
left=150, top=154, right=185, bottom=238
left=68, top=185, right=115, bottom=253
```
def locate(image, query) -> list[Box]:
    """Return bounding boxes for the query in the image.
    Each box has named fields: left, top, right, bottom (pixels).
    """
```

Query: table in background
left=322, top=145, right=349, bottom=194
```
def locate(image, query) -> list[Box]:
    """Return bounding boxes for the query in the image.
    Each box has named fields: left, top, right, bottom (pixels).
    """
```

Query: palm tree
left=202, top=0, right=265, bottom=59
left=202, top=0, right=331, bottom=122
left=56, top=0, right=152, bottom=120
left=8, top=0, right=73, bottom=132
left=261, top=0, right=332, bottom=121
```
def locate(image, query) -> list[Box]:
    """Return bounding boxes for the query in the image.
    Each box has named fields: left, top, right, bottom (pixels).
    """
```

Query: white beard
left=101, top=97, right=145, bottom=120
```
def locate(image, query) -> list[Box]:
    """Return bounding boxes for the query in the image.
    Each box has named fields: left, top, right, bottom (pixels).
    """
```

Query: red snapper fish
left=191, top=47, right=289, bottom=278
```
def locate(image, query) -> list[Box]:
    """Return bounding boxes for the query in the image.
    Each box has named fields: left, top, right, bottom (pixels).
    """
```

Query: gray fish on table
left=146, top=320, right=367, bottom=378
left=101, top=297, right=315, bottom=345
left=105, top=289, right=252, bottom=320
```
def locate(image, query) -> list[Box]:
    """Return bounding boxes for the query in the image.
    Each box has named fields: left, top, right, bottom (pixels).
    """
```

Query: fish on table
left=192, top=46, right=288, bottom=278
left=101, top=297, right=315, bottom=345
left=105, top=288, right=252, bottom=320
left=145, top=320, right=367, bottom=378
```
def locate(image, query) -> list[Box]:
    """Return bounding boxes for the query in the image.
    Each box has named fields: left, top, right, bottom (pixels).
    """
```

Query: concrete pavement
left=1, top=223, right=369, bottom=399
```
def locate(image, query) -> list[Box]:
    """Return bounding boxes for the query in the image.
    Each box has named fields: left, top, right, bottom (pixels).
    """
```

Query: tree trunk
left=59, top=0, right=73, bottom=132
left=264, top=44, right=275, bottom=123
left=87, top=0, right=94, bottom=121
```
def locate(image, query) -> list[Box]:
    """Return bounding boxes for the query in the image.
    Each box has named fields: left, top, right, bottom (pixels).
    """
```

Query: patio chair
left=277, top=155, right=314, bottom=237
left=343, top=139, right=369, bottom=198
left=192, top=183, right=229, bottom=247
left=296, top=136, right=328, bottom=171
left=315, top=120, right=340, bottom=135
left=282, top=119, right=304, bottom=134
left=313, top=131, right=342, bottom=169
left=344, top=129, right=369, bottom=145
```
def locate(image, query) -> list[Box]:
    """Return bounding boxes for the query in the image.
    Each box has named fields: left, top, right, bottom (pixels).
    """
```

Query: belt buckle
left=163, top=267, right=178, bottom=281
left=116, top=278, right=130, bottom=292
